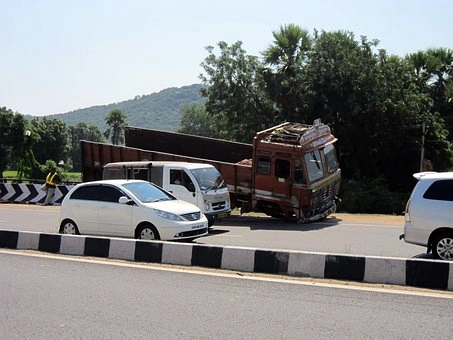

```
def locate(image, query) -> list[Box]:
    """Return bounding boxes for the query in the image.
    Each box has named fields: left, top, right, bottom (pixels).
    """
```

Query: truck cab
left=103, top=161, right=231, bottom=226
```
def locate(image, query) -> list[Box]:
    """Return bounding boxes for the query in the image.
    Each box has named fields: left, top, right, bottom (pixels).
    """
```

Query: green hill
left=45, top=84, right=204, bottom=132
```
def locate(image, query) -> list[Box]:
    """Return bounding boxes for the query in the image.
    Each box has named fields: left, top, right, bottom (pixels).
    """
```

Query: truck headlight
left=154, top=209, right=184, bottom=221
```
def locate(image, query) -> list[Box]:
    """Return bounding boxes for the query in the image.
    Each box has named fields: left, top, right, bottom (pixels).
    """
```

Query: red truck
left=81, top=120, right=341, bottom=222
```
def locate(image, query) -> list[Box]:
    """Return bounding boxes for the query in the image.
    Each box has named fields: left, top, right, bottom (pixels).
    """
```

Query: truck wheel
left=432, top=232, right=453, bottom=260
left=137, top=223, right=160, bottom=240
left=60, top=219, right=80, bottom=235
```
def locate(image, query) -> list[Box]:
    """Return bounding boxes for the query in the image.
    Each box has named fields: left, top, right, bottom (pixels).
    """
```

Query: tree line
left=179, top=25, right=453, bottom=213
left=0, top=107, right=126, bottom=181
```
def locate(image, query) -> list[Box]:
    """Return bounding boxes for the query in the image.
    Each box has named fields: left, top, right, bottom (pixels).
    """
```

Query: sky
left=1, top=0, right=452, bottom=117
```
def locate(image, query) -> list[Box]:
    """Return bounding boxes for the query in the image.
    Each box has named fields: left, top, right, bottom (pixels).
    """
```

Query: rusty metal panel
left=125, top=126, right=253, bottom=163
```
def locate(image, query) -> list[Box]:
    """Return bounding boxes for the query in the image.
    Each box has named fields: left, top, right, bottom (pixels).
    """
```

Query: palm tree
left=104, top=109, right=127, bottom=145
left=261, top=24, right=313, bottom=121
left=262, top=23, right=312, bottom=74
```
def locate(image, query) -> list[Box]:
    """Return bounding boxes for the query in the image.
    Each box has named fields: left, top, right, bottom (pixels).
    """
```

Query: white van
left=103, top=161, right=231, bottom=226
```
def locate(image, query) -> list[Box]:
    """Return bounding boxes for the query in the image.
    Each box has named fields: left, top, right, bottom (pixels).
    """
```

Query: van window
left=423, top=180, right=453, bottom=201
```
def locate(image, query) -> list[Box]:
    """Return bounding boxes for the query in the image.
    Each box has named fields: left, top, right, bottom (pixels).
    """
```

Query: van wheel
left=137, top=223, right=160, bottom=240
left=60, top=219, right=80, bottom=235
left=432, top=232, right=453, bottom=260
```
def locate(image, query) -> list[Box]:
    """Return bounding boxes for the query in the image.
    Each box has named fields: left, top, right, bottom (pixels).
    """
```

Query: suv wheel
left=432, top=232, right=453, bottom=260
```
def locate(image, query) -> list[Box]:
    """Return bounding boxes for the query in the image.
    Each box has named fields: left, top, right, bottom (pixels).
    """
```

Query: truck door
left=167, top=168, right=199, bottom=208
left=254, top=155, right=292, bottom=198
left=273, top=158, right=292, bottom=198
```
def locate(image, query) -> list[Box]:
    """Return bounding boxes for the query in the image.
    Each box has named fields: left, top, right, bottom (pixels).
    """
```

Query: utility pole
left=420, top=122, right=427, bottom=172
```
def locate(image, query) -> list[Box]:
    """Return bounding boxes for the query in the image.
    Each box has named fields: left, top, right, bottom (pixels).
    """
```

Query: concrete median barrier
left=0, top=229, right=452, bottom=291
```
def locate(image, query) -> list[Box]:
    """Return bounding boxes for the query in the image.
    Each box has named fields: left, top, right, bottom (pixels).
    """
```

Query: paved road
left=0, top=203, right=426, bottom=259
left=1, top=251, right=451, bottom=339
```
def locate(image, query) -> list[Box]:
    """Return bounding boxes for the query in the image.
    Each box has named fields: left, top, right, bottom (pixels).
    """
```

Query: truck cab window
left=257, top=156, right=271, bottom=174
left=324, top=144, right=339, bottom=173
left=275, top=159, right=290, bottom=179
left=133, top=168, right=148, bottom=181
left=170, top=169, right=183, bottom=185
left=304, top=150, right=324, bottom=182
left=170, top=169, right=195, bottom=192
left=294, top=159, right=304, bottom=184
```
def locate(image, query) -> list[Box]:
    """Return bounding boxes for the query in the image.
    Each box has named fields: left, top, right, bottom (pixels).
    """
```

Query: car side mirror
left=119, top=196, right=134, bottom=205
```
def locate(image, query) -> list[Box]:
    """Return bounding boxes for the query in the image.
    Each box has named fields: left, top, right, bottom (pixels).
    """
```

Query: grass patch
left=2, top=170, right=82, bottom=183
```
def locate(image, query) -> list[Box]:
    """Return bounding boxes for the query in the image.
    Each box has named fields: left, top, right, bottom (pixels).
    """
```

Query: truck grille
left=307, top=180, right=340, bottom=218
left=212, top=201, right=226, bottom=211
left=181, top=212, right=201, bottom=221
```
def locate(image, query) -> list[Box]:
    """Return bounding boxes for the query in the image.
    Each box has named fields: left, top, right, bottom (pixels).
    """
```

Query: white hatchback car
left=401, top=172, right=453, bottom=260
left=59, top=179, right=208, bottom=241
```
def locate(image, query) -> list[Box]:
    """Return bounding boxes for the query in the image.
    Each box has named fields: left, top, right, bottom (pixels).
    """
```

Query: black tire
left=60, top=219, right=80, bottom=235
left=136, top=223, right=160, bottom=240
left=432, top=232, right=453, bottom=260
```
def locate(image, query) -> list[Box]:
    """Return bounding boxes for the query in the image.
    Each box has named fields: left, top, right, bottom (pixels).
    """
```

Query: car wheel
left=137, top=223, right=160, bottom=240
left=60, top=219, right=80, bottom=235
left=432, top=232, right=453, bottom=260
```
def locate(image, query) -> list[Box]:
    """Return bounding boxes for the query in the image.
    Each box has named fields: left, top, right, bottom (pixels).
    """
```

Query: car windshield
left=190, top=167, right=227, bottom=191
left=122, top=181, right=174, bottom=203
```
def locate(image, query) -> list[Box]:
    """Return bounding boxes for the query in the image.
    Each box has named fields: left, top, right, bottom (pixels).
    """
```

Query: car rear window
left=423, top=179, right=453, bottom=201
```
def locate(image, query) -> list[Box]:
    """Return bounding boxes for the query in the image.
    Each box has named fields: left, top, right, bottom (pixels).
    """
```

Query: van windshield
left=190, top=167, right=227, bottom=191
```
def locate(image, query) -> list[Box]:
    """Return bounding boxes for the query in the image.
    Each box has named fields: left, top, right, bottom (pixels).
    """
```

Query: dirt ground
left=328, top=213, right=405, bottom=225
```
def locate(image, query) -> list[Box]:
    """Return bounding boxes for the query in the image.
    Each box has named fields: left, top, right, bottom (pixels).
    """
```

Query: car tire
left=432, top=232, right=453, bottom=260
left=137, top=223, right=160, bottom=240
left=60, top=219, right=80, bottom=235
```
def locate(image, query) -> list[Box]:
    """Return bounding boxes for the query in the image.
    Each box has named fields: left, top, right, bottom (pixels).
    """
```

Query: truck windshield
left=190, top=167, right=227, bottom=191
left=304, top=150, right=324, bottom=182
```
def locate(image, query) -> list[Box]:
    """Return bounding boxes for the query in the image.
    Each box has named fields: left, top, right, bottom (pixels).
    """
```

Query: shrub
left=337, top=178, right=408, bottom=215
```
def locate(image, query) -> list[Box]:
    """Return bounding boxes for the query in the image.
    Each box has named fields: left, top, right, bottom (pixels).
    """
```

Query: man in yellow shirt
left=43, top=167, right=61, bottom=205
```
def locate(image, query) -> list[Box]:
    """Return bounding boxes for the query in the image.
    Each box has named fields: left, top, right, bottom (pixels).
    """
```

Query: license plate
left=191, top=225, right=204, bottom=229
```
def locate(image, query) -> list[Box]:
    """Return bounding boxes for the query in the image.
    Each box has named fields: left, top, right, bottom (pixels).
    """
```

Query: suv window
left=423, top=179, right=453, bottom=201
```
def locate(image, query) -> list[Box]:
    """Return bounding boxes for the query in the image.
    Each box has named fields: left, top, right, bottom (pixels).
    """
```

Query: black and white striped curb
left=1, top=229, right=452, bottom=291
left=0, top=183, right=73, bottom=205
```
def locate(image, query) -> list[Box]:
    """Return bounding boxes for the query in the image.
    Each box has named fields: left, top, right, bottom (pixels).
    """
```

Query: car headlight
left=154, top=209, right=184, bottom=221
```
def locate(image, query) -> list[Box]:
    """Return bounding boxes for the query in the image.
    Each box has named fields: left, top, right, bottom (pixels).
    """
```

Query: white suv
left=401, top=172, right=453, bottom=260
